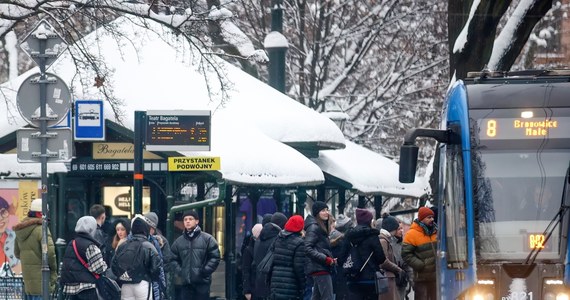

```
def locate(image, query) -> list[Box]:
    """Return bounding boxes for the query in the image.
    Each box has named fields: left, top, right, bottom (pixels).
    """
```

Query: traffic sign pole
left=38, top=33, right=51, bottom=300
left=19, top=20, right=70, bottom=300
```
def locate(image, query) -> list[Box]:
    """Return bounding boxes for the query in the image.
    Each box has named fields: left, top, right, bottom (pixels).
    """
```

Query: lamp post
left=264, top=0, right=288, bottom=93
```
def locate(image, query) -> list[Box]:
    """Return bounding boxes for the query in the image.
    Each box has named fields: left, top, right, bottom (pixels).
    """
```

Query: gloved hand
left=325, top=257, right=337, bottom=266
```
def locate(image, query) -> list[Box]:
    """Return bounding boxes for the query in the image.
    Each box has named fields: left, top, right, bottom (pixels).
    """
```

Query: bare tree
left=233, top=0, right=449, bottom=167
left=449, top=0, right=554, bottom=79
left=0, top=0, right=267, bottom=122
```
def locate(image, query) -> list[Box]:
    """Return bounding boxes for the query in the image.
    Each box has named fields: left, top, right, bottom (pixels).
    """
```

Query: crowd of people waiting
left=240, top=202, right=438, bottom=300
left=12, top=200, right=437, bottom=300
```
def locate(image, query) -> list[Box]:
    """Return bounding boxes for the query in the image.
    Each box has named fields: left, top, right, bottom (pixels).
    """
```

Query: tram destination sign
left=145, top=110, right=211, bottom=151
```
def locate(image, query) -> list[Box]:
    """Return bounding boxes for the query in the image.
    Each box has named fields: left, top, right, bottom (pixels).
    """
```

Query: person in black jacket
left=252, top=212, right=287, bottom=299
left=61, top=216, right=108, bottom=299
left=270, top=215, right=306, bottom=300
left=305, top=201, right=335, bottom=300
left=171, top=210, right=221, bottom=300
left=243, top=223, right=263, bottom=300
left=112, top=218, right=162, bottom=299
left=341, top=208, right=387, bottom=300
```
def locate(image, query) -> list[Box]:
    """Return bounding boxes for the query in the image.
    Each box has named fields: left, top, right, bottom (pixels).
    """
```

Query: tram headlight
left=556, top=293, right=569, bottom=300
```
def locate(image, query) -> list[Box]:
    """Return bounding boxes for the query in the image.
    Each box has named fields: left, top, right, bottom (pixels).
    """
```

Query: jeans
left=311, top=274, right=334, bottom=300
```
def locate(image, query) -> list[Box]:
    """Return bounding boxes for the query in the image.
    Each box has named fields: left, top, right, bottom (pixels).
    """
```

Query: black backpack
left=342, top=241, right=373, bottom=280
left=112, top=238, right=147, bottom=283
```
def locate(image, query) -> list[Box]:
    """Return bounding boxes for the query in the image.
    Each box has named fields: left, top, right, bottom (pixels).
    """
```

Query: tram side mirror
left=399, top=144, right=419, bottom=183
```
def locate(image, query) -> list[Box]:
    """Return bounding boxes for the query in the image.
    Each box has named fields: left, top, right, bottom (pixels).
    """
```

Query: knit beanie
left=251, top=223, right=263, bottom=238
left=311, top=201, right=329, bottom=216
left=75, top=216, right=98, bottom=237
left=143, top=212, right=159, bottom=229
left=418, top=207, right=435, bottom=221
left=183, top=210, right=200, bottom=220
left=131, top=217, right=150, bottom=237
left=335, top=214, right=353, bottom=233
left=271, top=212, right=288, bottom=229
left=262, top=214, right=273, bottom=226
left=284, top=215, right=304, bottom=233
left=355, top=208, right=374, bottom=225
left=382, top=216, right=400, bottom=232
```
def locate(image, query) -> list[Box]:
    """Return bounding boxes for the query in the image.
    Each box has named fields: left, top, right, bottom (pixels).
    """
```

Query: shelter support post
left=358, top=195, right=366, bottom=208
left=374, top=195, right=382, bottom=218
left=133, top=111, right=145, bottom=215
left=317, top=186, right=326, bottom=203
left=249, top=188, right=261, bottom=224
left=337, top=188, right=346, bottom=215
left=296, top=188, right=307, bottom=215
left=225, top=184, right=236, bottom=300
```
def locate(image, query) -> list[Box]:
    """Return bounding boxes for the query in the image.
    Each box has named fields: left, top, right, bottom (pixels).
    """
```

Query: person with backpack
left=61, top=216, right=108, bottom=299
left=402, top=207, right=437, bottom=300
left=341, top=208, right=386, bottom=300
left=379, top=216, right=405, bottom=300
left=270, top=215, right=306, bottom=299
left=304, top=201, right=335, bottom=300
left=112, top=217, right=162, bottom=300
left=252, top=212, right=287, bottom=299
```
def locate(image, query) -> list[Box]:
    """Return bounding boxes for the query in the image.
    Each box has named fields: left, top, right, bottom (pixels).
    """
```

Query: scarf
left=416, top=219, right=437, bottom=236
left=184, top=225, right=201, bottom=240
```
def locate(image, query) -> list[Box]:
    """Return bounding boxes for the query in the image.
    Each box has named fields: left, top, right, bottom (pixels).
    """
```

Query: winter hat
left=143, top=212, right=159, bottom=229
left=418, top=207, right=435, bottom=221
left=311, top=201, right=329, bottom=216
left=75, top=216, right=98, bottom=237
left=355, top=208, right=374, bottom=225
left=131, top=217, right=150, bottom=237
left=284, top=215, right=304, bottom=233
left=271, top=212, right=288, bottom=229
left=335, top=214, right=353, bottom=233
left=183, top=210, right=200, bottom=220
left=382, top=216, right=400, bottom=232
left=251, top=223, right=263, bottom=238
left=262, top=213, right=273, bottom=226
left=30, top=198, right=42, bottom=213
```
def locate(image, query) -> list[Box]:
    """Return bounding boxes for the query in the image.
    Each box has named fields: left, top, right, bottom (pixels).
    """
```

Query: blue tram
left=399, top=70, right=570, bottom=299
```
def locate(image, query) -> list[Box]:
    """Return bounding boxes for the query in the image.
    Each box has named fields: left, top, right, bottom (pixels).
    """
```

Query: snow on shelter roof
left=0, top=16, right=340, bottom=186
left=312, top=141, right=429, bottom=197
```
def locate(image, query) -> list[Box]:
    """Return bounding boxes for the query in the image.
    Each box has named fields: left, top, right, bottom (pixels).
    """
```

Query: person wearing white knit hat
left=14, top=198, right=58, bottom=299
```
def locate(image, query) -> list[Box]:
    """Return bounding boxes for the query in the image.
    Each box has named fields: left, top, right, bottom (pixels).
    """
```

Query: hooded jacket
left=402, top=220, right=437, bottom=282
left=252, top=222, right=282, bottom=297
left=14, top=217, right=57, bottom=295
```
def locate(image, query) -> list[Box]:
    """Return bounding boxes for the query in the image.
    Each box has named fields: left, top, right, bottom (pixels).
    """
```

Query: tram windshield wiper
left=525, top=162, right=570, bottom=265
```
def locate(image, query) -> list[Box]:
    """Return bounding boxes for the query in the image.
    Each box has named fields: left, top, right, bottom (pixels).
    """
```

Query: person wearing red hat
left=269, top=215, right=306, bottom=299
left=402, top=206, right=437, bottom=300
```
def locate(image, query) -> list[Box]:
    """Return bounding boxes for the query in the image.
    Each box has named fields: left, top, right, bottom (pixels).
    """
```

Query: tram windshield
left=474, top=150, right=569, bottom=261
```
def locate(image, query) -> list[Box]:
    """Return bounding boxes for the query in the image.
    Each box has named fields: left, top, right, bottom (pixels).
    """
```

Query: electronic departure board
left=145, top=110, right=211, bottom=151
left=478, top=117, right=570, bottom=140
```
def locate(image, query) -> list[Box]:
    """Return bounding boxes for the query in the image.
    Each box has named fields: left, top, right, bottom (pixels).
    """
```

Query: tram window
left=444, top=144, right=468, bottom=266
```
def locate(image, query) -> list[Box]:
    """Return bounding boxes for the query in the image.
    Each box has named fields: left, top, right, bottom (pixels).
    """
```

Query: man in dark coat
left=270, top=215, right=306, bottom=300
left=171, top=210, right=221, bottom=300
left=341, top=208, right=387, bottom=300
left=243, top=223, right=263, bottom=300
left=252, top=212, right=287, bottom=299
left=330, top=214, right=353, bottom=300
left=305, top=201, right=335, bottom=300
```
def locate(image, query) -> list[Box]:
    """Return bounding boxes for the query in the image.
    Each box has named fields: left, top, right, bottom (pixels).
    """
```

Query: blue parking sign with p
left=74, top=100, right=105, bottom=141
